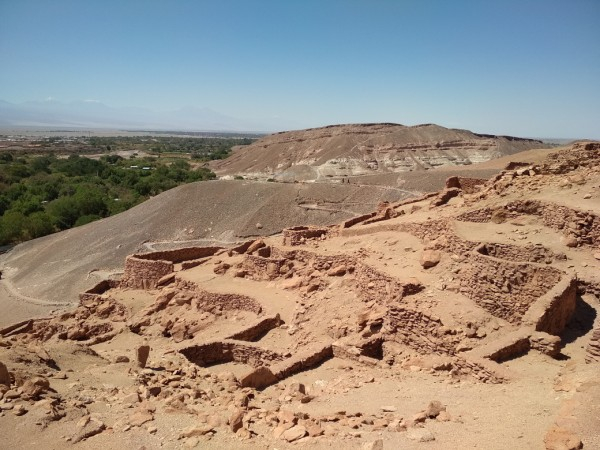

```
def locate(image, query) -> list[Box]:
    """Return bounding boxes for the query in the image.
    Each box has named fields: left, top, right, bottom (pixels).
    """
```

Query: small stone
left=380, top=405, right=397, bottom=412
left=0, top=362, right=10, bottom=386
left=437, top=410, right=452, bottom=422
left=420, top=250, right=441, bottom=269
left=282, top=425, right=307, bottom=442
left=327, top=265, right=347, bottom=276
left=362, top=439, right=384, bottom=450
left=13, top=404, right=27, bottom=416
left=544, top=426, right=583, bottom=450
left=229, top=408, right=245, bottom=433
left=184, top=437, right=199, bottom=448
left=115, top=356, right=130, bottom=363
left=411, top=411, right=428, bottom=424
left=407, top=427, right=435, bottom=442
left=129, top=409, right=154, bottom=427
left=181, top=425, right=213, bottom=438
left=147, top=425, right=157, bottom=434
left=21, top=376, right=50, bottom=399
left=425, top=400, right=446, bottom=418
left=71, top=418, right=106, bottom=443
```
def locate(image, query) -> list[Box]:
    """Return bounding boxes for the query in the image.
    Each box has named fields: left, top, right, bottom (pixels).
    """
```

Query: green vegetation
left=0, top=153, right=216, bottom=245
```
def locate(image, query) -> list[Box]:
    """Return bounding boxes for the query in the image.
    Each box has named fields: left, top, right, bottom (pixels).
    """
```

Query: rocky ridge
left=213, top=123, right=547, bottom=181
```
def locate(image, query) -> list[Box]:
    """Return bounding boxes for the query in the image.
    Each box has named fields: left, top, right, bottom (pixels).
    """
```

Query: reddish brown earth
left=1, top=142, right=599, bottom=449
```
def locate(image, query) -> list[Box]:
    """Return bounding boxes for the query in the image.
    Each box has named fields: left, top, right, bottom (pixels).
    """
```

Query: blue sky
left=1, top=0, right=599, bottom=137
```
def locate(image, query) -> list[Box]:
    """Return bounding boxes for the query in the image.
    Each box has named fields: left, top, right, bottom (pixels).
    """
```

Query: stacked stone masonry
left=459, top=251, right=563, bottom=324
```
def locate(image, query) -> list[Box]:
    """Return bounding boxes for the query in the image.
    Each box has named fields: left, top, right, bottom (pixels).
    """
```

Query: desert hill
left=213, top=123, right=547, bottom=180
left=0, top=141, right=598, bottom=449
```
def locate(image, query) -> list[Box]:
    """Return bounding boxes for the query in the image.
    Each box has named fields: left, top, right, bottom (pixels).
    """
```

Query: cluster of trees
left=86, top=136, right=257, bottom=160
left=0, top=153, right=215, bottom=246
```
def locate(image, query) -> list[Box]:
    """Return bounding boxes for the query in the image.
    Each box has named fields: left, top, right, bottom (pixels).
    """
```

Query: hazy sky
left=1, top=0, right=599, bottom=137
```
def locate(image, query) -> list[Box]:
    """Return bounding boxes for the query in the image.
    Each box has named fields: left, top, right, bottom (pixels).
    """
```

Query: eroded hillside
left=213, top=123, right=547, bottom=181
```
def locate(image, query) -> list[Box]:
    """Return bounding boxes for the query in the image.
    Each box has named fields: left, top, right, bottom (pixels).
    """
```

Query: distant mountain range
left=0, top=99, right=277, bottom=132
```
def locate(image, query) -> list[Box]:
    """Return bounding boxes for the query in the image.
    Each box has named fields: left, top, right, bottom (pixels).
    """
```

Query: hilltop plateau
left=0, top=140, right=598, bottom=449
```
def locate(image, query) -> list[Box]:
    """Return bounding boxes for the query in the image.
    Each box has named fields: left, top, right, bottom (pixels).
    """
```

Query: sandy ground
left=1, top=142, right=599, bottom=449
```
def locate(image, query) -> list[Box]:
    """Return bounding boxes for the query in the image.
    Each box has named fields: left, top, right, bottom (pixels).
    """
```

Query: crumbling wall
left=79, top=279, right=120, bottom=302
left=446, top=176, right=488, bottom=194
left=477, top=242, right=557, bottom=264
left=180, top=340, right=284, bottom=368
left=134, top=246, right=223, bottom=263
left=341, top=212, right=376, bottom=229
left=176, top=279, right=263, bottom=314
left=384, top=307, right=457, bottom=355
left=522, top=274, right=577, bottom=335
left=282, top=226, right=332, bottom=246
left=586, top=326, right=600, bottom=363
left=226, top=315, right=282, bottom=341
left=121, top=256, right=174, bottom=289
left=459, top=252, right=562, bottom=323
left=458, top=200, right=600, bottom=248
left=239, top=343, right=334, bottom=389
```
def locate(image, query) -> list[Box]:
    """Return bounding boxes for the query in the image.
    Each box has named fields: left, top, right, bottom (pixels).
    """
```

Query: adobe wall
left=459, top=252, right=562, bottom=324
left=120, top=255, right=174, bottom=289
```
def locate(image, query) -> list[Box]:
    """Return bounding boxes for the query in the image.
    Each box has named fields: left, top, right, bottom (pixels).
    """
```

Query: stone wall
left=226, top=314, right=283, bottom=341
left=477, top=242, right=557, bottom=264
left=241, top=247, right=422, bottom=303
left=446, top=176, right=488, bottom=194
left=341, top=212, right=376, bottom=229
left=383, top=306, right=457, bottom=355
left=585, top=326, right=600, bottom=363
left=79, top=279, right=120, bottom=302
left=459, top=252, right=562, bottom=324
left=175, top=279, right=263, bottom=315
left=239, top=343, right=334, bottom=389
left=458, top=200, right=600, bottom=248
left=179, top=340, right=284, bottom=368
left=522, top=274, right=578, bottom=335
left=134, top=246, right=224, bottom=263
left=120, top=255, right=174, bottom=289
left=282, top=226, right=332, bottom=246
